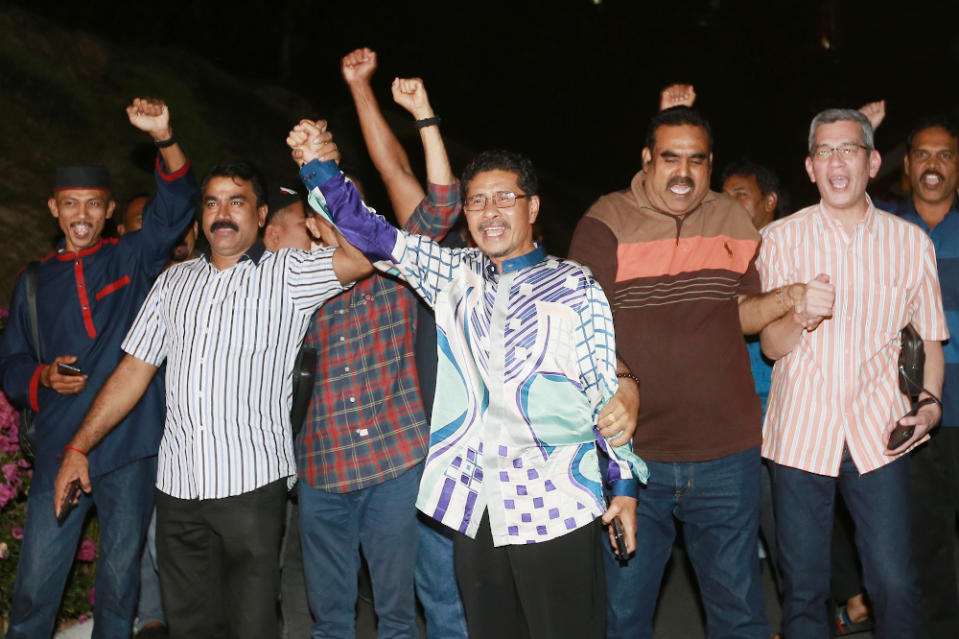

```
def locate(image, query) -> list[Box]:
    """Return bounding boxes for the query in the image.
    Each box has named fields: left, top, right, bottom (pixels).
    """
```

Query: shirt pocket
left=95, top=275, right=131, bottom=300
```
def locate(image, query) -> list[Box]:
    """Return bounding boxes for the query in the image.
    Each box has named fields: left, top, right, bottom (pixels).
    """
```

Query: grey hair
left=808, top=109, right=874, bottom=155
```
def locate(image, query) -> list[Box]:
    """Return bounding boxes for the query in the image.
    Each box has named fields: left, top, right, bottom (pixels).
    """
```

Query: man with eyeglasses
left=757, top=108, right=947, bottom=639
left=291, top=118, right=647, bottom=637
left=569, top=105, right=812, bottom=639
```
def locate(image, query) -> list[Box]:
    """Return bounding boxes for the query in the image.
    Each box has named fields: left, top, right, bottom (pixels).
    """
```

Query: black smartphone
left=57, top=362, right=83, bottom=377
left=612, top=517, right=628, bottom=559
left=887, top=405, right=919, bottom=450
left=56, top=479, right=82, bottom=526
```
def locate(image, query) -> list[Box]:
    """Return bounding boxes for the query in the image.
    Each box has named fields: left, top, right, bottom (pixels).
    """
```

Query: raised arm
left=342, top=48, right=426, bottom=219
left=127, top=97, right=186, bottom=174
left=659, top=84, right=696, bottom=111
left=53, top=354, right=159, bottom=515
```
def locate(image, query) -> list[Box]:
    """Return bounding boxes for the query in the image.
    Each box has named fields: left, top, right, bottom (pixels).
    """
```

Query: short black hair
left=200, top=159, right=268, bottom=208
left=906, top=114, right=959, bottom=153
left=460, top=150, right=538, bottom=201
left=645, top=106, right=713, bottom=154
left=721, top=159, right=780, bottom=197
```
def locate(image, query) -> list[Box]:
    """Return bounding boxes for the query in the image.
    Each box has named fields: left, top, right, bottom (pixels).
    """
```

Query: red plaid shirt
left=296, top=182, right=460, bottom=492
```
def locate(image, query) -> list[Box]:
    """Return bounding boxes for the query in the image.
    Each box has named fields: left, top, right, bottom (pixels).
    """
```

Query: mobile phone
left=57, top=362, right=82, bottom=376
left=612, top=517, right=628, bottom=560
left=886, top=406, right=919, bottom=450
left=56, top=479, right=82, bottom=526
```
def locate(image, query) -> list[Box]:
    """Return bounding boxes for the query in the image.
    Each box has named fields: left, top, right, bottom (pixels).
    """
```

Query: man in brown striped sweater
left=570, top=106, right=810, bottom=639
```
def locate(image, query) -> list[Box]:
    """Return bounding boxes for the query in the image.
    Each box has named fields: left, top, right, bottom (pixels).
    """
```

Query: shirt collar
left=815, top=194, right=879, bottom=235
left=484, top=244, right=548, bottom=278
left=200, top=240, right=267, bottom=266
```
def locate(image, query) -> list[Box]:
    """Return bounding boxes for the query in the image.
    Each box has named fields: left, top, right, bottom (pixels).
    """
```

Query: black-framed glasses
left=464, top=191, right=534, bottom=211
left=811, top=143, right=868, bottom=161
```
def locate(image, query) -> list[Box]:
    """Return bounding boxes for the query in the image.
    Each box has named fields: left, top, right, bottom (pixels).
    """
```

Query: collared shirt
left=300, top=162, right=645, bottom=547
left=297, top=182, right=460, bottom=493
left=758, top=198, right=948, bottom=475
left=888, top=196, right=959, bottom=427
left=122, top=242, right=347, bottom=499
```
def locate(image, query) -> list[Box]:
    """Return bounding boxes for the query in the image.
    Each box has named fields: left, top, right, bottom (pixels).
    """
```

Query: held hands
left=126, top=97, right=173, bottom=142
left=341, top=47, right=378, bottom=86
left=53, top=448, right=92, bottom=519
left=391, top=77, right=434, bottom=121
left=659, top=84, right=696, bottom=111
left=794, top=274, right=834, bottom=331
left=599, top=378, right=639, bottom=447
left=41, top=355, right=87, bottom=395
left=286, top=120, right=340, bottom=167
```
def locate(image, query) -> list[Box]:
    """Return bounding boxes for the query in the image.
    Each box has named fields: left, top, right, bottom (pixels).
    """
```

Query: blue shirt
left=0, top=158, right=197, bottom=491
left=886, top=196, right=959, bottom=427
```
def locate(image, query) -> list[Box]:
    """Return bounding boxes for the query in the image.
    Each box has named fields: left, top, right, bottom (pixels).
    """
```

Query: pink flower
left=0, top=484, right=13, bottom=508
left=88, top=586, right=95, bottom=605
left=11, top=526, right=23, bottom=540
left=76, top=539, right=97, bottom=562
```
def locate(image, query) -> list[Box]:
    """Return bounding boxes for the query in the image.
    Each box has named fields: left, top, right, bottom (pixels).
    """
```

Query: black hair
left=721, top=159, right=780, bottom=197
left=460, top=150, right=538, bottom=201
left=200, top=159, right=268, bottom=208
left=645, top=106, right=713, bottom=154
left=906, top=114, right=959, bottom=153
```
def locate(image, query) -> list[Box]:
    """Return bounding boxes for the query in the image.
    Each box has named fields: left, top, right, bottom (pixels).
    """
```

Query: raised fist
left=342, top=48, right=377, bottom=85
left=659, top=84, right=696, bottom=111
left=391, top=77, right=433, bottom=121
left=858, top=100, right=886, bottom=132
left=126, top=97, right=173, bottom=141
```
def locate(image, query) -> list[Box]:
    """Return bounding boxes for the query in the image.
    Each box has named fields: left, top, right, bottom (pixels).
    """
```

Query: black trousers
left=910, top=427, right=959, bottom=637
left=156, top=479, right=288, bottom=639
left=454, top=512, right=606, bottom=639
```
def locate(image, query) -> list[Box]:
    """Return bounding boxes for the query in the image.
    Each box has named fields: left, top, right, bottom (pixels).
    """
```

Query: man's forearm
left=68, top=354, right=158, bottom=453
left=921, top=340, right=945, bottom=400
left=760, top=313, right=805, bottom=361
left=738, top=285, right=800, bottom=335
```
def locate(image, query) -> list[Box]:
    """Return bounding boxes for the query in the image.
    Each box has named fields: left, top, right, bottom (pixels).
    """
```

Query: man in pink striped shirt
left=758, top=108, right=948, bottom=639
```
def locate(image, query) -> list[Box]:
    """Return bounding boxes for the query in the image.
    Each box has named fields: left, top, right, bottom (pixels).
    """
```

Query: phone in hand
left=612, top=517, right=628, bottom=559
left=887, top=405, right=919, bottom=450
left=56, top=479, right=82, bottom=526
left=57, top=362, right=83, bottom=377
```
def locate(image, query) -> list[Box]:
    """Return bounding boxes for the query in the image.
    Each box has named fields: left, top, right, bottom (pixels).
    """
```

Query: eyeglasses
left=811, top=143, right=869, bottom=161
left=464, top=191, right=534, bottom=211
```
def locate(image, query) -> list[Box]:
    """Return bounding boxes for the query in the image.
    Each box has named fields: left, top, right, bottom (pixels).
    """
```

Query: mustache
left=210, top=220, right=239, bottom=232
left=667, top=176, right=695, bottom=189
left=921, top=170, right=945, bottom=183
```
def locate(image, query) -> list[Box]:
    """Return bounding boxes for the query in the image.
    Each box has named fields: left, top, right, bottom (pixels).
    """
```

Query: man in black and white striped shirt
left=54, top=143, right=372, bottom=637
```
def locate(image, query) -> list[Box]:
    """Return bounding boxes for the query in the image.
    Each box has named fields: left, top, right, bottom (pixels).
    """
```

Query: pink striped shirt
left=758, top=199, right=948, bottom=475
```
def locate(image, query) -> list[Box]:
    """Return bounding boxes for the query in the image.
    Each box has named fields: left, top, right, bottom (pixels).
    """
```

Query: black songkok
left=54, top=165, right=111, bottom=191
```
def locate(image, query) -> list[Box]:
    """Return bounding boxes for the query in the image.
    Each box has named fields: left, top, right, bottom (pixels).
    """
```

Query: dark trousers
left=910, top=427, right=959, bottom=637
left=156, top=478, right=288, bottom=639
left=453, top=512, right=605, bottom=639
left=770, top=452, right=919, bottom=639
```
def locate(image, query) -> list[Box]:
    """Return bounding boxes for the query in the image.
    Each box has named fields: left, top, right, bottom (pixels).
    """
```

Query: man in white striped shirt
left=758, top=108, right=948, bottom=639
left=53, top=147, right=373, bottom=638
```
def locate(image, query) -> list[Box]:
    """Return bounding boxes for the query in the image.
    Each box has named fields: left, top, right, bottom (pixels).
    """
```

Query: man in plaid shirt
left=294, top=77, right=460, bottom=637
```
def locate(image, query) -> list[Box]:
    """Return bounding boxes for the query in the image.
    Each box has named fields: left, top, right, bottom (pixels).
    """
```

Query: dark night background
left=2, top=0, right=959, bottom=283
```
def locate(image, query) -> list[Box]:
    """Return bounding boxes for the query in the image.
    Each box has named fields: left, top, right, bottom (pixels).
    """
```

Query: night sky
left=14, top=0, right=959, bottom=242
